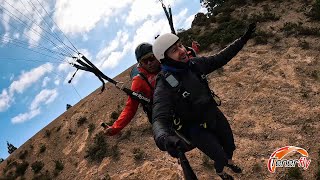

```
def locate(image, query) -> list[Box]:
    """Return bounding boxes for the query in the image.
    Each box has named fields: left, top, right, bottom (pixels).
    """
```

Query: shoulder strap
left=138, top=73, right=154, bottom=90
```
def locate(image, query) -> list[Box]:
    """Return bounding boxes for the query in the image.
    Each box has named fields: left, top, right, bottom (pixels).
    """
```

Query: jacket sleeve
left=152, top=75, right=175, bottom=151
left=195, top=35, right=249, bottom=75
left=110, top=77, right=145, bottom=135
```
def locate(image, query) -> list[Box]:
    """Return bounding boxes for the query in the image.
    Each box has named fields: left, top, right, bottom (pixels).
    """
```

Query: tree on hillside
left=0, top=158, right=4, bottom=163
left=200, top=0, right=225, bottom=14
left=7, top=141, right=17, bottom=154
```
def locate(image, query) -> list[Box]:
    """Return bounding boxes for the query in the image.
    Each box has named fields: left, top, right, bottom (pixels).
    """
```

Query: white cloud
left=125, top=0, right=162, bottom=26
left=0, top=0, right=50, bottom=46
left=30, top=89, right=58, bottom=110
left=13, top=33, right=20, bottom=39
left=96, top=30, right=129, bottom=67
left=11, top=88, right=58, bottom=124
left=58, top=62, right=71, bottom=72
left=132, top=19, right=171, bottom=47
left=9, top=63, right=53, bottom=94
left=101, top=51, right=125, bottom=69
left=54, top=0, right=131, bottom=35
left=54, top=79, right=60, bottom=85
left=25, top=23, right=43, bottom=47
left=11, top=108, right=40, bottom=124
left=1, top=33, right=10, bottom=44
left=0, top=63, right=53, bottom=112
left=0, top=90, right=11, bottom=112
left=42, top=77, right=50, bottom=87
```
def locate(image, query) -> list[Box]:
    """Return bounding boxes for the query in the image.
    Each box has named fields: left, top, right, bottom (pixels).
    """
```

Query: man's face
left=139, top=54, right=160, bottom=73
left=166, top=41, right=189, bottom=63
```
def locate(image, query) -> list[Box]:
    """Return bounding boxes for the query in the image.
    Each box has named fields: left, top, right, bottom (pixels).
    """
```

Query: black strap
left=138, top=73, right=154, bottom=91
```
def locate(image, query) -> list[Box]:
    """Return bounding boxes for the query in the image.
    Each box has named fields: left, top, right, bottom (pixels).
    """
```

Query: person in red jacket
left=104, top=43, right=160, bottom=136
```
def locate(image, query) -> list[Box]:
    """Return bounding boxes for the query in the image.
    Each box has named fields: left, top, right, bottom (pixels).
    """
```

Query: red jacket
left=109, top=66, right=157, bottom=135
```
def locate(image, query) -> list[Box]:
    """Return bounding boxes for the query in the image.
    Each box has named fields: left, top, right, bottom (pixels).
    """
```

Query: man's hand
left=101, top=122, right=117, bottom=136
left=164, top=135, right=190, bottom=158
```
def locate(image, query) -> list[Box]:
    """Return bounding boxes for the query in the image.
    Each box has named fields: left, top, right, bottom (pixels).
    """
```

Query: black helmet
left=135, top=43, right=153, bottom=62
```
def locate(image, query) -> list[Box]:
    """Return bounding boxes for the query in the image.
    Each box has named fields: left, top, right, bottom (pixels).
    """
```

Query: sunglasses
left=140, top=55, right=156, bottom=64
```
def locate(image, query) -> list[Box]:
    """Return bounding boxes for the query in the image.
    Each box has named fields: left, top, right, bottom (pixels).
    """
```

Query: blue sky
left=0, top=0, right=204, bottom=159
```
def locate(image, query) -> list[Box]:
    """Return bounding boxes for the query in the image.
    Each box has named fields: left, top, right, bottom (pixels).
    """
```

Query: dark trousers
left=187, top=106, right=236, bottom=173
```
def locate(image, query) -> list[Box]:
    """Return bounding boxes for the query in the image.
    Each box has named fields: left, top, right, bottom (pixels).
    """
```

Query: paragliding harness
left=159, top=61, right=221, bottom=132
left=69, top=53, right=151, bottom=107
left=136, top=72, right=154, bottom=123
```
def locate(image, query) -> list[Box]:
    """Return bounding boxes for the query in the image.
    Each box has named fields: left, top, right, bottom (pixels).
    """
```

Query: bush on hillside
left=254, top=30, right=274, bottom=44
left=18, top=150, right=28, bottom=160
left=306, top=0, right=320, bottom=21
left=88, top=123, right=95, bottom=134
left=132, top=148, right=145, bottom=161
left=85, top=132, right=108, bottom=163
left=15, top=161, right=29, bottom=177
left=77, top=116, right=87, bottom=127
left=281, top=22, right=320, bottom=36
left=39, top=144, right=46, bottom=154
left=197, top=19, right=247, bottom=49
left=31, top=161, right=44, bottom=174
left=249, top=12, right=280, bottom=22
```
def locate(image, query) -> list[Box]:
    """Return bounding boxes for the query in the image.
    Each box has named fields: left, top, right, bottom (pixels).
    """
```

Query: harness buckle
left=182, top=91, right=190, bottom=98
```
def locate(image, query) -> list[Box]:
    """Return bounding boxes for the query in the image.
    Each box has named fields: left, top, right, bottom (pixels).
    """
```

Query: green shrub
left=45, top=129, right=51, bottom=138
left=119, top=129, right=132, bottom=141
left=285, top=166, right=302, bottom=180
left=77, top=116, right=87, bottom=127
left=110, top=145, right=120, bottom=160
left=110, top=111, right=120, bottom=120
left=192, top=12, right=210, bottom=27
left=19, top=150, right=28, bottom=160
left=254, top=30, right=274, bottom=45
left=55, top=160, right=64, bottom=171
left=281, top=22, right=320, bottom=37
left=216, top=13, right=231, bottom=24
left=31, top=161, right=44, bottom=174
left=249, top=12, right=280, bottom=22
left=306, top=0, right=320, bottom=21
left=310, top=70, right=320, bottom=81
left=39, top=144, right=46, bottom=154
left=32, top=171, right=51, bottom=180
left=102, top=173, right=111, bottom=180
left=56, top=125, right=62, bottom=132
left=53, top=160, right=64, bottom=176
left=88, top=123, right=95, bottom=134
left=133, top=148, right=145, bottom=161
left=15, top=161, right=29, bottom=176
left=85, top=132, right=108, bottom=163
left=252, top=163, right=262, bottom=172
left=197, top=19, right=246, bottom=49
left=299, top=40, right=310, bottom=49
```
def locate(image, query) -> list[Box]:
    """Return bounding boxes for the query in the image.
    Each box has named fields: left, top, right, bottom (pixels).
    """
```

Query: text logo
left=267, top=146, right=311, bottom=173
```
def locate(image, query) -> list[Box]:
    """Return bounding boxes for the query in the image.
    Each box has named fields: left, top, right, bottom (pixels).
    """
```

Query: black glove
left=164, top=135, right=189, bottom=158
left=243, top=22, right=256, bottom=41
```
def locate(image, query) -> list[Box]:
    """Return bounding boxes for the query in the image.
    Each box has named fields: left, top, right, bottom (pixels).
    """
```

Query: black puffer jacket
left=152, top=35, right=249, bottom=151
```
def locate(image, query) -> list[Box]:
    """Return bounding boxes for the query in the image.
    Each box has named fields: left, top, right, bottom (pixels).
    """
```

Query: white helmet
left=153, top=33, right=179, bottom=62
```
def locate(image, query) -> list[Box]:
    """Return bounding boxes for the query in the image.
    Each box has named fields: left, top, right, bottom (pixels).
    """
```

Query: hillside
left=1, top=0, right=319, bottom=180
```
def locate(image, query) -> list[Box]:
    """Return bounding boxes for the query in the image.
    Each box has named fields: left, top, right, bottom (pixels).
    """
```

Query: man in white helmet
left=151, top=23, right=256, bottom=180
